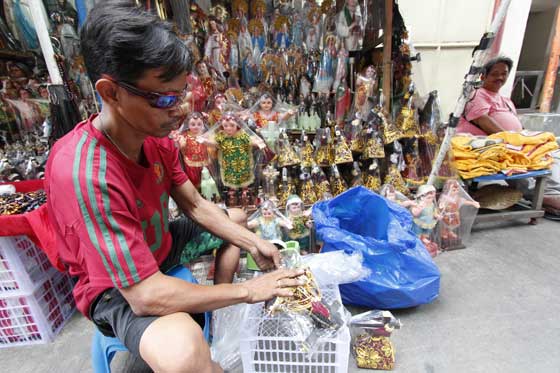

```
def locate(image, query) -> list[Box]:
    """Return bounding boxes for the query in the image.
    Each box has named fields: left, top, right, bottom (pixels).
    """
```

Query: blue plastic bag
left=313, top=186, right=440, bottom=309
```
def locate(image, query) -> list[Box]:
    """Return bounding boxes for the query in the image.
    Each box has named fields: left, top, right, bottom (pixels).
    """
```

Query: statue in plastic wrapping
left=200, top=167, right=220, bottom=202
left=379, top=183, right=415, bottom=208
left=335, top=0, right=363, bottom=52
left=312, top=164, right=333, bottom=201
left=348, top=119, right=365, bottom=154
left=333, top=127, right=353, bottom=164
left=376, top=90, right=401, bottom=144
left=364, top=161, right=382, bottom=192
left=417, top=90, right=441, bottom=179
left=383, top=152, right=409, bottom=196
left=262, top=163, right=279, bottom=202
left=277, top=167, right=296, bottom=207
left=351, top=65, right=377, bottom=121
left=410, top=184, right=440, bottom=257
left=277, top=129, right=301, bottom=167
left=351, top=161, right=363, bottom=187
left=199, top=112, right=266, bottom=191
left=204, top=17, right=229, bottom=80
left=315, top=128, right=334, bottom=167
left=396, top=82, right=419, bottom=139
left=330, top=164, right=348, bottom=196
left=175, top=112, right=210, bottom=188
left=306, top=8, right=323, bottom=51
left=248, top=18, right=266, bottom=64
left=244, top=93, right=296, bottom=131
left=300, top=131, right=315, bottom=168
left=299, top=167, right=318, bottom=205
left=437, top=179, right=479, bottom=250
left=362, top=124, right=385, bottom=159
left=284, top=195, right=312, bottom=253
left=248, top=200, right=293, bottom=241
left=333, top=46, right=351, bottom=125
left=313, top=33, right=337, bottom=93
left=402, top=143, right=423, bottom=187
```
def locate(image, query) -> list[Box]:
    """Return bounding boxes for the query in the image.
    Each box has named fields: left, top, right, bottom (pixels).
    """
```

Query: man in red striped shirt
left=45, top=2, right=303, bottom=372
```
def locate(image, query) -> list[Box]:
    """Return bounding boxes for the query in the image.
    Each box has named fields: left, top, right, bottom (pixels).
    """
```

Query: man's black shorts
left=89, top=216, right=224, bottom=357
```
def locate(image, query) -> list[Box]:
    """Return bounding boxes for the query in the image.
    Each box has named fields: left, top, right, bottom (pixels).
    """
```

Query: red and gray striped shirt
left=45, top=115, right=188, bottom=317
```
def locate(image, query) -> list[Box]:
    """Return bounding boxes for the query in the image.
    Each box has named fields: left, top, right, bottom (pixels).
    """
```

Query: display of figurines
left=306, top=7, right=323, bottom=51
left=335, top=0, right=363, bottom=52
left=277, top=167, right=296, bottom=207
left=347, top=119, right=365, bottom=154
left=199, top=112, right=266, bottom=190
left=437, top=179, right=480, bottom=251
left=333, top=46, right=351, bottom=126
left=396, top=82, right=420, bottom=139
left=333, top=127, right=353, bottom=164
left=277, top=129, right=301, bottom=167
left=383, top=153, right=410, bottom=197
left=364, top=161, right=382, bottom=192
left=284, top=194, right=313, bottom=253
left=175, top=112, right=210, bottom=188
left=315, top=128, right=334, bottom=167
left=410, top=185, right=441, bottom=257
left=200, top=167, right=220, bottom=203
left=330, top=164, right=348, bottom=196
left=299, top=167, right=318, bottom=205
left=248, top=199, right=293, bottom=241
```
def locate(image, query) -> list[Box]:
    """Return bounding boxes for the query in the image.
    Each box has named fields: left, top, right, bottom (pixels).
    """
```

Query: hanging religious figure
left=351, top=65, right=377, bottom=121
left=396, top=82, right=420, bottom=138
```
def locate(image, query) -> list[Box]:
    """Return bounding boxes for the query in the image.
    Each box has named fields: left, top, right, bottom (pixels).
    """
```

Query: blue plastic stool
left=91, top=266, right=211, bottom=373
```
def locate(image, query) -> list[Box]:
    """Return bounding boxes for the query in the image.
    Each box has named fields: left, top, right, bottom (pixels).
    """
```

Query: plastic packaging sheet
left=301, top=250, right=370, bottom=288
left=313, top=186, right=441, bottom=309
left=210, top=302, right=250, bottom=371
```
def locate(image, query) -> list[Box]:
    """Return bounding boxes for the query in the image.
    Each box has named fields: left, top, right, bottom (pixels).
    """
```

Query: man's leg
left=214, top=208, right=245, bottom=284
left=139, top=312, right=222, bottom=373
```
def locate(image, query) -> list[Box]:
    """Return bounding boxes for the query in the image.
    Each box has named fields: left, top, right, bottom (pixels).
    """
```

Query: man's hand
left=241, top=268, right=305, bottom=303
left=247, top=238, right=281, bottom=271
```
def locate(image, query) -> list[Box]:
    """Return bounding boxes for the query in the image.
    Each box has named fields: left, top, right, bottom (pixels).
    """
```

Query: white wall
left=399, top=0, right=531, bottom=117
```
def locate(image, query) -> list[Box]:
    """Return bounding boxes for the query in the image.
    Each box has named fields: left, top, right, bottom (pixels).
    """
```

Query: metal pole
left=539, top=7, right=560, bottom=113
left=382, top=0, right=393, bottom=114
left=28, top=0, right=63, bottom=85
left=427, top=0, right=512, bottom=186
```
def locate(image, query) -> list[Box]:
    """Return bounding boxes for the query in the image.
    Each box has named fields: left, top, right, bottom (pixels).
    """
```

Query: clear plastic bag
left=350, top=310, right=401, bottom=370
left=210, top=302, right=250, bottom=371
left=301, top=250, right=370, bottom=288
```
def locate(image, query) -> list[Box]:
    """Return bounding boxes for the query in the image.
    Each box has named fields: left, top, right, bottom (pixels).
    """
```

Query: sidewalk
left=1, top=219, right=559, bottom=372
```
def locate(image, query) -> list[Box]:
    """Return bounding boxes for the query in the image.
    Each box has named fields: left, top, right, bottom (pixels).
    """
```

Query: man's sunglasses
left=108, top=78, right=186, bottom=109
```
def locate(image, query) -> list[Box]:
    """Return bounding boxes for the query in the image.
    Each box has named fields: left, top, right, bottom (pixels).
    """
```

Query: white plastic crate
left=0, top=236, right=53, bottom=296
left=240, top=284, right=350, bottom=373
left=0, top=270, right=75, bottom=348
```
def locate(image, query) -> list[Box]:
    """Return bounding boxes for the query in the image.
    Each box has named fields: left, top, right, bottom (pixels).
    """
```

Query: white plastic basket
left=0, top=236, right=53, bottom=296
left=0, top=270, right=75, bottom=348
left=240, top=284, right=350, bottom=373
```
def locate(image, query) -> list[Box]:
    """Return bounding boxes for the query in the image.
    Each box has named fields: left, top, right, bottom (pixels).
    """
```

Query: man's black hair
left=80, top=0, right=191, bottom=85
left=482, top=56, right=514, bottom=76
